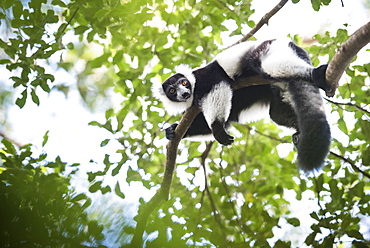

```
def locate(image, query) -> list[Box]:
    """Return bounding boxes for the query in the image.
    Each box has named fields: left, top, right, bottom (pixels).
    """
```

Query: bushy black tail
left=289, top=80, right=331, bottom=172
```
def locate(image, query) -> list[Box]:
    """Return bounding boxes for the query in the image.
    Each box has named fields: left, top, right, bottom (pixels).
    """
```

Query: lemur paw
left=165, top=123, right=178, bottom=140
left=312, top=64, right=330, bottom=92
left=211, top=121, right=234, bottom=146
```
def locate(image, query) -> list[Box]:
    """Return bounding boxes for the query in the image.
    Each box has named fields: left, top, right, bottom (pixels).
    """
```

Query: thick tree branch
left=233, top=0, right=288, bottom=46
left=129, top=106, right=200, bottom=247
left=325, top=21, right=370, bottom=97
left=161, top=106, right=201, bottom=195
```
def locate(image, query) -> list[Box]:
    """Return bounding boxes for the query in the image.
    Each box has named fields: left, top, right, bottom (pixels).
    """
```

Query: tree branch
left=129, top=106, right=200, bottom=247
left=325, top=21, right=370, bottom=97
left=201, top=148, right=228, bottom=247
left=233, top=0, right=288, bottom=46
left=329, top=151, right=370, bottom=179
left=325, top=98, right=370, bottom=116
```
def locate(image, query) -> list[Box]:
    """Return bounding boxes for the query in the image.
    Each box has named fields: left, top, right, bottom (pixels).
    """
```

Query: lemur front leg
left=165, top=123, right=178, bottom=140
left=165, top=118, right=233, bottom=145
left=165, top=113, right=213, bottom=140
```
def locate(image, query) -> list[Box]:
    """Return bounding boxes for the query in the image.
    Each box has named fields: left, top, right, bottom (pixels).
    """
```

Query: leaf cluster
left=0, top=138, right=105, bottom=247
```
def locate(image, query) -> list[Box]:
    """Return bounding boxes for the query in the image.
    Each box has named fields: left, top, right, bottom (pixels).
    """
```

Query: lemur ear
left=175, top=64, right=196, bottom=87
left=151, top=79, right=166, bottom=100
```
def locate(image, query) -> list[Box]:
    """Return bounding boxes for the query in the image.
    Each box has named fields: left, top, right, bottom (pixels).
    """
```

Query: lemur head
left=152, top=64, right=196, bottom=115
left=162, top=73, right=192, bottom=102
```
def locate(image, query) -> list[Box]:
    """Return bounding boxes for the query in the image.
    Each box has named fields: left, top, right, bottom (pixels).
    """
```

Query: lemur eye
left=182, top=81, right=188, bottom=86
left=169, top=88, right=176, bottom=94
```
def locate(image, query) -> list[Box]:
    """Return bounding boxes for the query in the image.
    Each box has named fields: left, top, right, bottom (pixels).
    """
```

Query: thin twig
left=325, top=98, right=370, bottom=116
left=200, top=142, right=228, bottom=244
left=218, top=152, right=247, bottom=241
left=244, top=124, right=289, bottom=143
left=233, top=0, right=289, bottom=46
left=329, top=151, right=370, bottom=179
left=0, top=132, right=23, bottom=147
left=201, top=149, right=228, bottom=247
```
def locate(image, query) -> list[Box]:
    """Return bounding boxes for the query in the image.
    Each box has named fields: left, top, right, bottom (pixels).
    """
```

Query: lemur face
left=162, top=73, right=192, bottom=102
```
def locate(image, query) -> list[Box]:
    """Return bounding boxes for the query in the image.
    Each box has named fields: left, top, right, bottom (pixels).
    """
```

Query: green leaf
left=12, top=1, right=23, bottom=19
left=11, top=18, right=24, bottom=28
left=31, top=88, right=40, bottom=105
left=74, top=25, right=89, bottom=35
left=286, top=217, right=300, bottom=227
left=51, top=0, right=66, bottom=7
left=16, top=89, right=27, bottom=108
left=126, top=166, right=141, bottom=184
left=42, top=130, right=49, bottom=147
left=112, top=162, right=124, bottom=176
left=338, top=118, right=348, bottom=134
left=0, top=59, right=11, bottom=64
left=360, top=119, right=370, bottom=141
left=89, top=181, right=103, bottom=193
left=311, top=0, right=321, bottom=11
left=100, top=186, right=111, bottom=194
left=310, top=212, right=320, bottom=221
left=347, top=230, right=364, bottom=240
left=2, top=139, right=17, bottom=155
left=40, top=80, right=51, bottom=93
left=304, top=232, right=316, bottom=245
left=274, top=240, right=291, bottom=248
left=115, top=182, right=125, bottom=199
left=72, top=193, right=87, bottom=202
left=328, top=179, right=340, bottom=200
left=100, top=139, right=110, bottom=147
left=89, top=121, right=102, bottom=127
left=352, top=241, right=369, bottom=248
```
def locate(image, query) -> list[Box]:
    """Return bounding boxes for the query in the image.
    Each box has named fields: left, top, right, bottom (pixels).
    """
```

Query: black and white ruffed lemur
left=152, top=38, right=331, bottom=172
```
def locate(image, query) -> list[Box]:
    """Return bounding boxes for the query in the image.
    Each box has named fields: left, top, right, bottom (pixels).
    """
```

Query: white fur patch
left=273, top=82, right=292, bottom=103
left=201, top=81, right=232, bottom=127
left=260, top=38, right=312, bottom=78
left=238, top=103, right=270, bottom=123
left=186, top=134, right=215, bottom=142
left=175, top=64, right=196, bottom=89
left=215, top=41, right=260, bottom=79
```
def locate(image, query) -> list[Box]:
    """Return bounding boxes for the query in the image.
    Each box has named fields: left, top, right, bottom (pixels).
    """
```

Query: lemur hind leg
left=269, top=86, right=302, bottom=146
left=253, top=40, right=328, bottom=91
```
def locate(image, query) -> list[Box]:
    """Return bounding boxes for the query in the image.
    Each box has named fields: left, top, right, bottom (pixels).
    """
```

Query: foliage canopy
left=0, top=0, right=369, bottom=247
